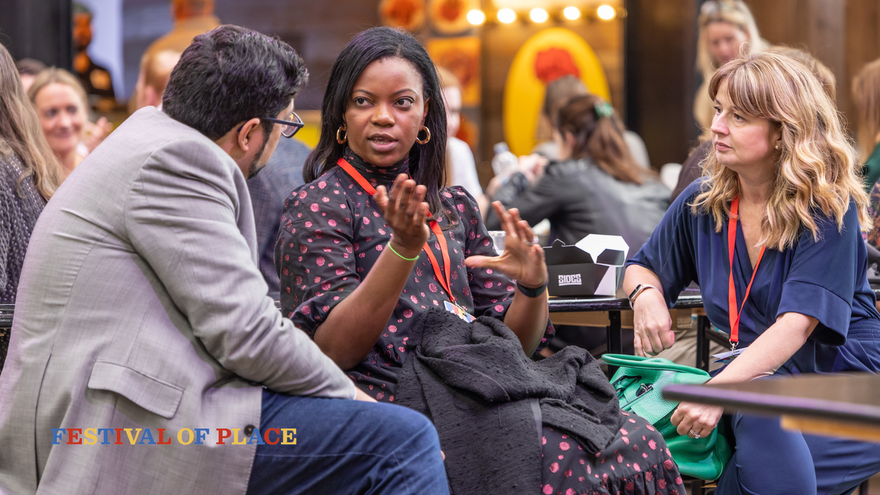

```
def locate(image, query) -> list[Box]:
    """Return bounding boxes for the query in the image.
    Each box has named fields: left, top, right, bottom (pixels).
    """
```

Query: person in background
left=532, top=75, right=651, bottom=169
left=436, top=66, right=485, bottom=207
left=27, top=69, right=89, bottom=182
left=673, top=46, right=837, bottom=202
left=487, top=94, right=669, bottom=252
left=278, top=26, right=683, bottom=495
left=626, top=51, right=880, bottom=494
left=131, top=0, right=220, bottom=113
left=72, top=2, right=116, bottom=105
left=853, top=57, right=880, bottom=195
left=133, top=49, right=181, bottom=110
left=144, top=0, right=220, bottom=58
left=27, top=68, right=111, bottom=182
left=0, top=44, right=60, bottom=305
left=247, top=132, right=310, bottom=299
left=15, top=58, right=46, bottom=94
left=693, top=0, right=767, bottom=131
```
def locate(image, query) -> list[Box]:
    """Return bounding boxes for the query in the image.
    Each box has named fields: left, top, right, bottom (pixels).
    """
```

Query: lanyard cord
left=727, top=196, right=766, bottom=348
left=336, top=158, right=456, bottom=303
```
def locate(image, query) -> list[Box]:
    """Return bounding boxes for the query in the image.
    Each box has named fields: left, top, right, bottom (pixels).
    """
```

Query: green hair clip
left=594, top=101, right=614, bottom=119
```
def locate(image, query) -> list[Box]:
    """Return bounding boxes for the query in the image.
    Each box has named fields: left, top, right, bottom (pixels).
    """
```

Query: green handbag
left=602, top=354, right=733, bottom=481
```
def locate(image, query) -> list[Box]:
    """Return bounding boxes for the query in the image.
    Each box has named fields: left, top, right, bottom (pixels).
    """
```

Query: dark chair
left=0, top=304, right=14, bottom=376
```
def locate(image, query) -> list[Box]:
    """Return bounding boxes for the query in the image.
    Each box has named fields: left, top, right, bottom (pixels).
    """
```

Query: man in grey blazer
left=0, top=25, right=447, bottom=495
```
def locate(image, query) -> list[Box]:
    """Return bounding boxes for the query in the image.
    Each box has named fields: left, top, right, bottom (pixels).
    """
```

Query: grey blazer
left=0, top=108, right=355, bottom=494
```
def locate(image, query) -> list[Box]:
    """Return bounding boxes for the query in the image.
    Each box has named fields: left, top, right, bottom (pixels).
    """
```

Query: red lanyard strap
left=336, top=158, right=456, bottom=303
left=727, top=196, right=766, bottom=347
left=338, top=158, right=377, bottom=195
left=423, top=222, right=455, bottom=302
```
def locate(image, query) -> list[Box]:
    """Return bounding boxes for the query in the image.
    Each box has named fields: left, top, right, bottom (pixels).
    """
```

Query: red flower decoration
left=534, top=47, right=580, bottom=84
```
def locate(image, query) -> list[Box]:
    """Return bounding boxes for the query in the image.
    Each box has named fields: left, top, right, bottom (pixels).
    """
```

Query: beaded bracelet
left=387, top=242, right=420, bottom=262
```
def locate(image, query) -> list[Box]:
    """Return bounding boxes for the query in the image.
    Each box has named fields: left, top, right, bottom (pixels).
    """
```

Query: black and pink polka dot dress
left=277, top=149, right=685, bottom=494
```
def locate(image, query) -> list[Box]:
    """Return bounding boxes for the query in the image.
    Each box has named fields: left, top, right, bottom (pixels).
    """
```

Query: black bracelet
left=516, top=280, right=547, bottom=298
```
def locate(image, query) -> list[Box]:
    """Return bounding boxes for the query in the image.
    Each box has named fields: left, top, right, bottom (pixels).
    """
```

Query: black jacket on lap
left=396, top=309, right=622, bottom=495
left=486, top=158, right=669, bottom=252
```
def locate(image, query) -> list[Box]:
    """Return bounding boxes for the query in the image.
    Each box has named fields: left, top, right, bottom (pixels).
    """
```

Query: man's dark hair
left=162, top=25, right=307, bottom=140
left=304, top=27, right=448, bottom=223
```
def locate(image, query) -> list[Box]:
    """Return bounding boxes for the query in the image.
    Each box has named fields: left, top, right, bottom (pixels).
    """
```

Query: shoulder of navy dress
left=676, top=177, right=710, bottom=207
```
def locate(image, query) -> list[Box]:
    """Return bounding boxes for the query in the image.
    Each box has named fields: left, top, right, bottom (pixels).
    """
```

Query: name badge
left=444, top=301, right=475, bottom=323
left=712, top=347, right=745, bottom=364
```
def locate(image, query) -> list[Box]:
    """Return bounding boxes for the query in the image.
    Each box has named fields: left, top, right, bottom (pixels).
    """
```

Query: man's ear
left=236, top=117, right=262, bottom=154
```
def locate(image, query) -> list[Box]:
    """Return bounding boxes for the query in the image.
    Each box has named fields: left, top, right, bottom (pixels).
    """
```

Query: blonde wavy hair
left=692, top=51, right=869, bottom=250
left=852, top=57, right=880, bottom=158
left=696, top=0, right=765, bottom=79
left=0, top=45, right=60, bottom=200
left=693, top=1, right=768, bottom=130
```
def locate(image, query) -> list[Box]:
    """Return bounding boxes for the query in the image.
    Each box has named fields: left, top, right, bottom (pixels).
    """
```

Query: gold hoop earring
left=416, top=126, right=431, bottom=145
left=336, top=127, right=347, bottom=144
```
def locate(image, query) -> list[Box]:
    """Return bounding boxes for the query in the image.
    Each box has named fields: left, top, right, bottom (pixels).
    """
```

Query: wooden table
left=549, top=287, right=880, bottom=370
left=548, top=292, right=720, bottom=368
left=663, top=373, right=880, bottom=443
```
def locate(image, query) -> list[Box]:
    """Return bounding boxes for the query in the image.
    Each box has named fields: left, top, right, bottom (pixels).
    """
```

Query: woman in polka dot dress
left=277, top=27, right=685, bottom=495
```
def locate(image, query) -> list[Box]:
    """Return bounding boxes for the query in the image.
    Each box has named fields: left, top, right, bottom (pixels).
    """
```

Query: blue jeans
left=246, top=390, right=449, bottom=495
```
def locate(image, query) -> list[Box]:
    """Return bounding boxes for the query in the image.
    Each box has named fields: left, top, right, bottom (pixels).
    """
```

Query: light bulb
left=563, top=6, right=581, bottom=20
left=497, top=8, right=517, bottom=24
left=467, top=9, right=486, bottom=25
left=597, top=5, right=616, bottom=20
left=530, top=8, right=548, bottom=23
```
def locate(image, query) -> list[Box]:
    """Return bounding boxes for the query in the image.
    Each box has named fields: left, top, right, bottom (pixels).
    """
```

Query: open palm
left=465, top=202, right=546, bottom=288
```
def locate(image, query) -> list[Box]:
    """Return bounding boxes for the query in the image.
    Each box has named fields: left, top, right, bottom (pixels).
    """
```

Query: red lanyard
left=336, top=158, right=456, bottom=302
left=728, top=196, right=765, bottom=349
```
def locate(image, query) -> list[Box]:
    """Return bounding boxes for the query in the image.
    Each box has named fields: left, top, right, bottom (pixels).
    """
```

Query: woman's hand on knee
left=374, top=174, right=430, bottom=256
left=631, top=289, right=675, bottom=357
left=671, top=401, right=723, bottom=440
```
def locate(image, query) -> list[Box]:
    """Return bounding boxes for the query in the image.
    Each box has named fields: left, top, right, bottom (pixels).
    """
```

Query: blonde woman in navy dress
left=625, top=51, right=880, bottom=494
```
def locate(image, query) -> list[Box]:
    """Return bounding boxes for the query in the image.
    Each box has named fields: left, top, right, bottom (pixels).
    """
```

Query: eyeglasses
left=264, top=111, right=304, bottom=138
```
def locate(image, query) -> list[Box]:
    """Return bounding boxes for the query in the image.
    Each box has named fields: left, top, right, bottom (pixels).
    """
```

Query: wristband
left=387, top=242, right=420, bottom=262
left=628, top=284, right=658, bottom=308
left=516, top=280, right=547, bottom=298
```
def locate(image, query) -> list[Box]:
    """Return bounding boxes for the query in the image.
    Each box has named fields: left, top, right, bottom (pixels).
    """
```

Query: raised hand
left=374, top=174, right=430, bottom=258
left=465, top=202, right=546, bottom=288
left=84, top=117, right=113, bottom=153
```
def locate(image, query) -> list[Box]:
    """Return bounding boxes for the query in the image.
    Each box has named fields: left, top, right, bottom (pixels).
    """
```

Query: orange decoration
left=379, top=0, right=426, bottom=31
left=438, top=0, right=466, bottom=21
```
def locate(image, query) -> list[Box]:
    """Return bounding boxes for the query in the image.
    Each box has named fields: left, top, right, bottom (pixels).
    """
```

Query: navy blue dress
left=628, top=180, right=880, bottom=494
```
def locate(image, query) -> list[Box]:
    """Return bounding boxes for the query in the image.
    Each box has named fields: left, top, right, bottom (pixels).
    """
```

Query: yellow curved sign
left=503, top=28, right=610, bottom=156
